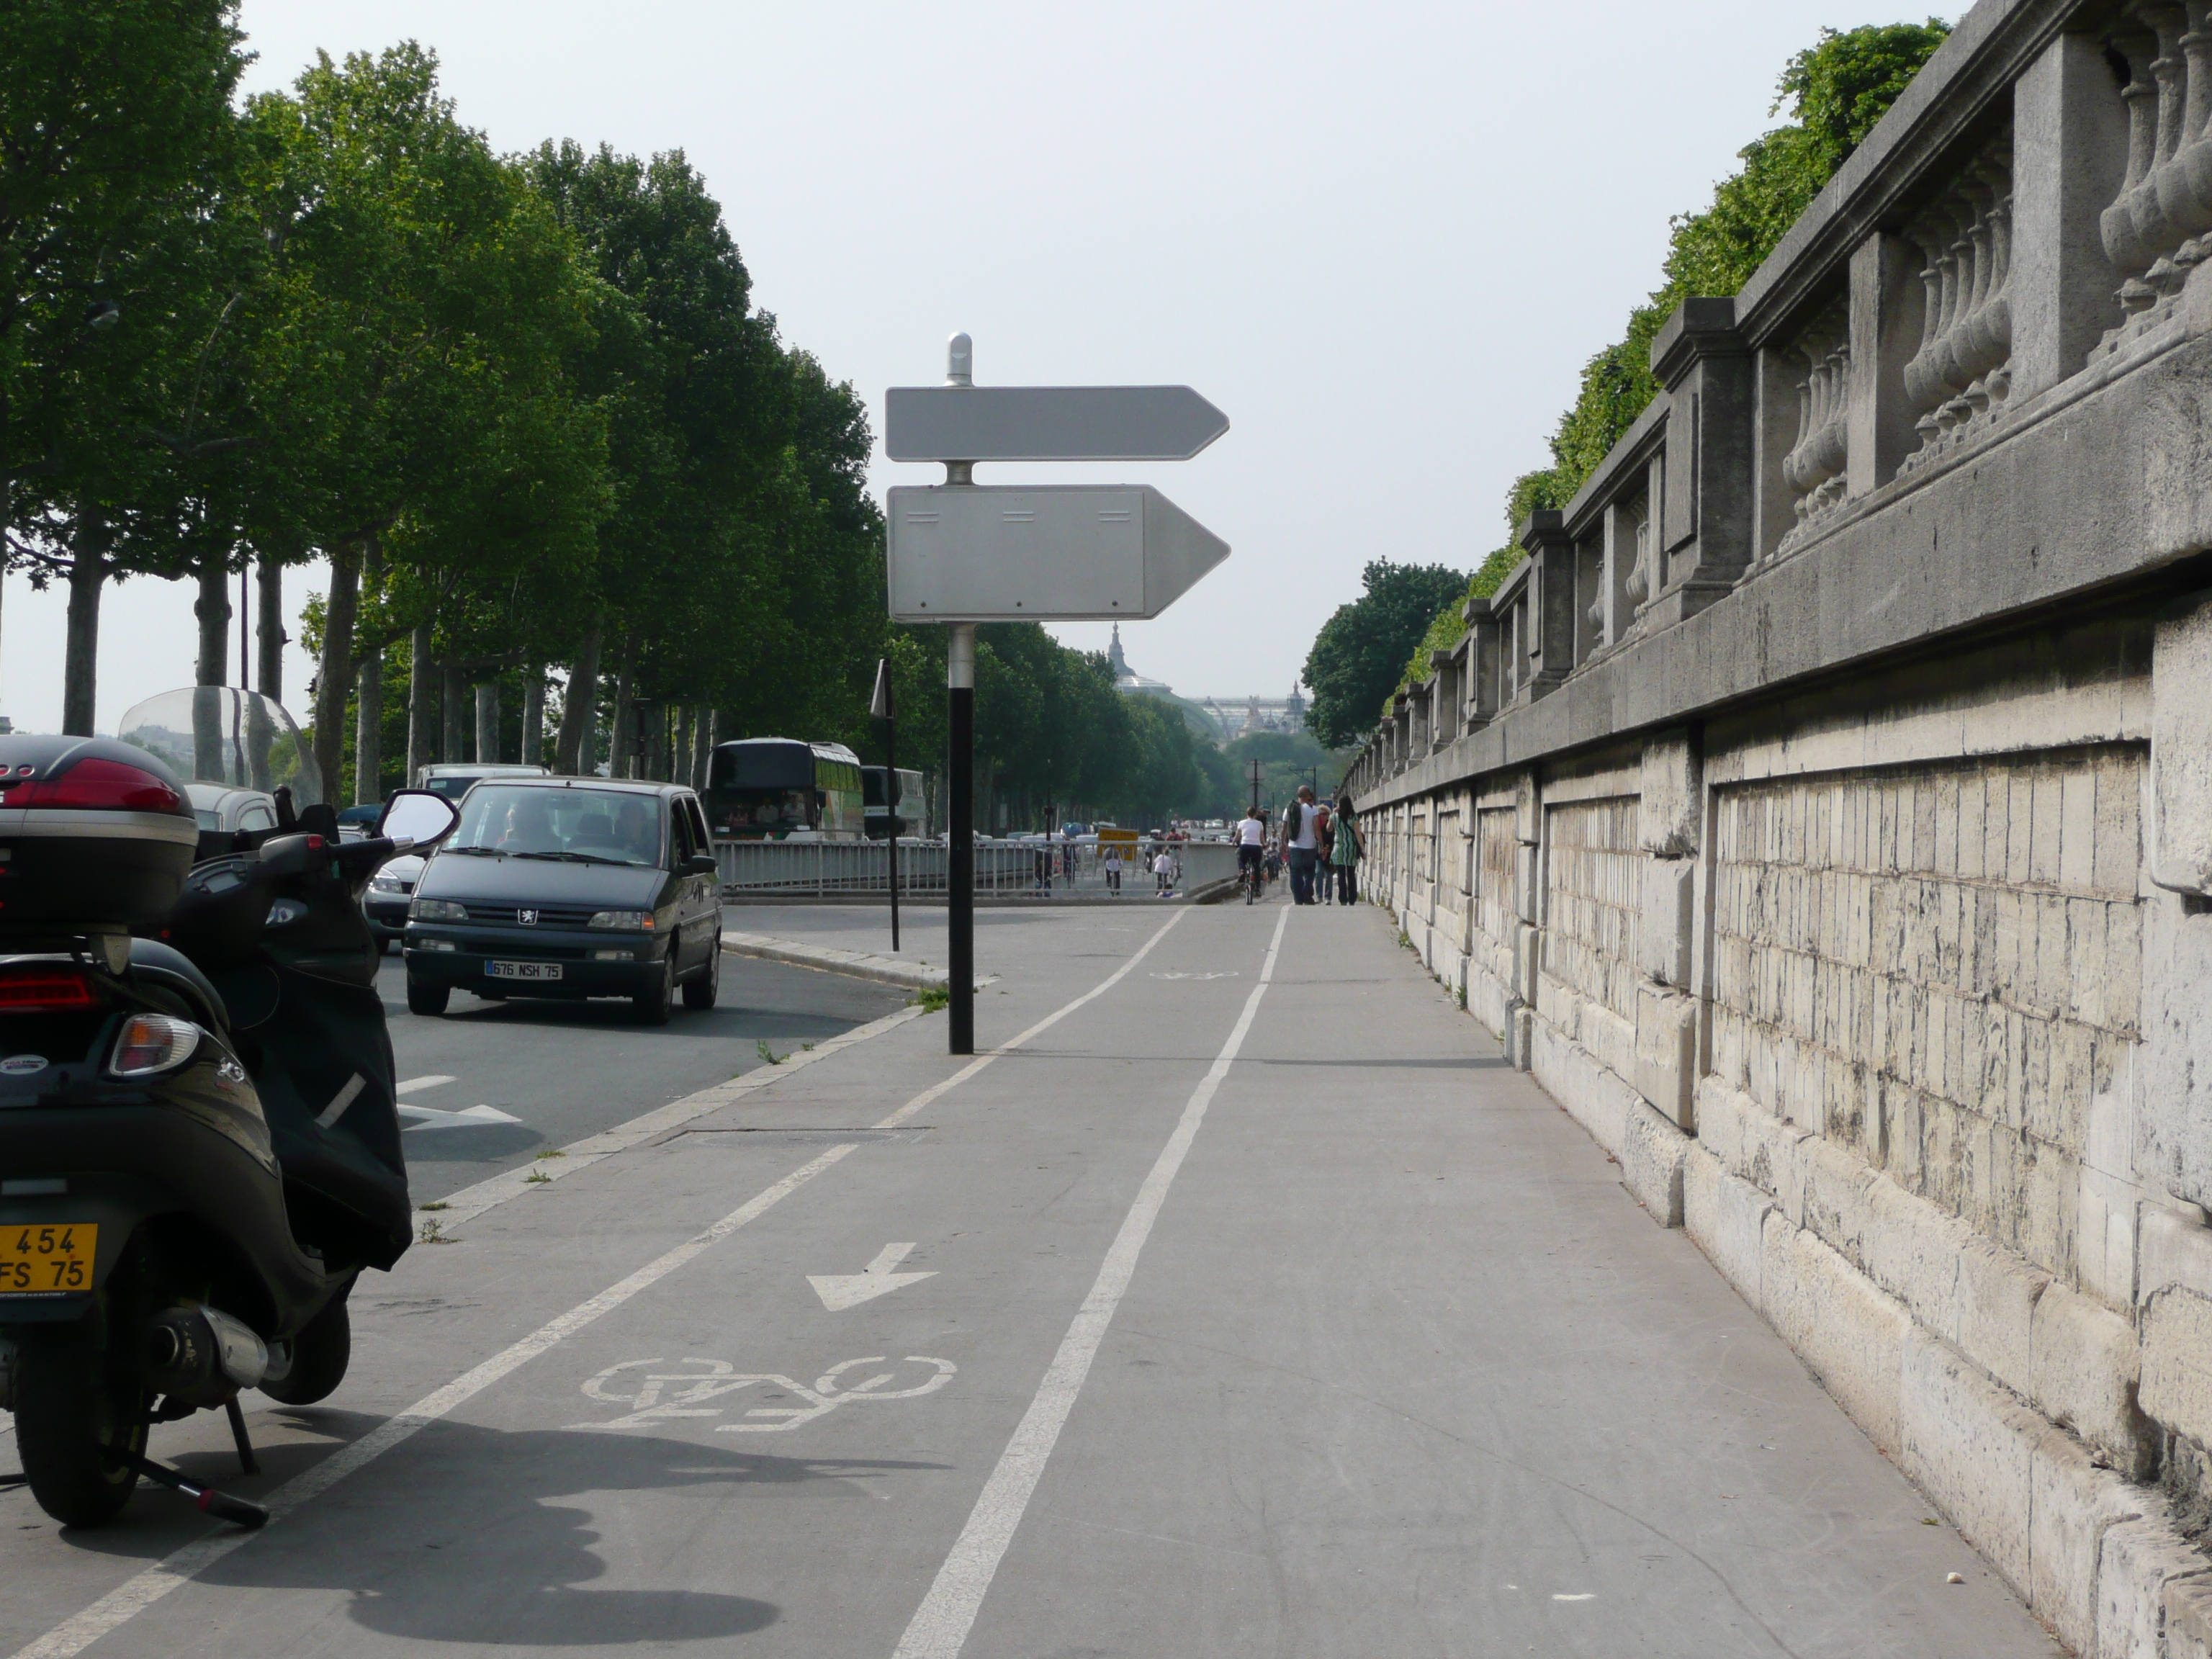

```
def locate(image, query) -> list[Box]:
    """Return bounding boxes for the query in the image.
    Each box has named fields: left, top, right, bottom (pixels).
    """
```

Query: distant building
left=1107, top=625, right=1310, bottom=747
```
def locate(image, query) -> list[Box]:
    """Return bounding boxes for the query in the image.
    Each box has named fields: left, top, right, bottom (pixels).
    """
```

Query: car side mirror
left=377, top=788, right=462, bottom=852
left=681, top=853, right=718, bottom=876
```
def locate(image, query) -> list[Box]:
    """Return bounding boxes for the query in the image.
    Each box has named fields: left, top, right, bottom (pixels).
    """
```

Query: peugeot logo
left=518, top=909, right=539, bottom=927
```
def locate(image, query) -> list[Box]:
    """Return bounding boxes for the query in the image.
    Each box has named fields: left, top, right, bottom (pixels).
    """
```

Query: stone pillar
left=2010, top=31, right=2131, bottom=401
left=1647, top=298, right=1757, bottom=621
left=1506, top=768, right=1542, bottom=1069
left=1517, top=511, right=1576, bottom=698
left=1462, top=595, right=1500, bottom=727
left=1846, top=230, right=1925, bottom=495
left=1428, top=649, right=1457, bottom=749
left=1634, top=728, right=1703, bottom=1129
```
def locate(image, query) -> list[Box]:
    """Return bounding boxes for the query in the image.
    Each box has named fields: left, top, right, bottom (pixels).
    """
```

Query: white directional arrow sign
left=886, top=484, right=1228, bottom=621
left=884, top=385, right=1229, bottom=463
left=809, top=1243, right=937, bottom=1311
left=397, top=1101, right=524, bottom=1131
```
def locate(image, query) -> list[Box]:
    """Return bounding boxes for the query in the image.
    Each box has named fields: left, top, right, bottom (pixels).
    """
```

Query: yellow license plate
left=0, top=1223, right=97, bottom=1294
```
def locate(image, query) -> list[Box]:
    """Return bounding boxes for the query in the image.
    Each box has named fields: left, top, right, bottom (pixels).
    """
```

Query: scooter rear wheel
left=14, top=1325, right=148, bottom=1528
left=260, top=1292, right=349, bottom=1406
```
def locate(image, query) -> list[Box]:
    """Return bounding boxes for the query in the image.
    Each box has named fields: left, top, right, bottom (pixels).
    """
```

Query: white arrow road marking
left=397, top=1102, right=523, bottom=1131
left=395, top=1074, right=457, bottom=1095
left=809, top=1243, right=936, bottom=1311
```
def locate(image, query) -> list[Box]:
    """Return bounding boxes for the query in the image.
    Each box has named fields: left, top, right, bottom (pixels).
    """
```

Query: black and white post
left=946, top=622, right=976, bottom=1054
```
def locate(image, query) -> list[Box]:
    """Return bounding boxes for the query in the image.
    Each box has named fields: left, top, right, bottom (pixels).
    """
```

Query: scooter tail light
left=109, top=1013, right=200, bottom=1077
left=11, top=758, right=185, bottom=814
left=0, top=968, right=101, bottom=1012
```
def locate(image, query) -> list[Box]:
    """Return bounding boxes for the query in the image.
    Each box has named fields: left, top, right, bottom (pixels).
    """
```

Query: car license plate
left=0, top=1223, right=97, bottom=1295
left=487, top=961, right=562, bottom=981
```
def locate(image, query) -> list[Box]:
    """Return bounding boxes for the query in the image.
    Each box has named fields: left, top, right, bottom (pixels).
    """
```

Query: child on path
left=1153, top=848, right=1175, bottom=895
left=1104, top=845, right=1123, bottom=894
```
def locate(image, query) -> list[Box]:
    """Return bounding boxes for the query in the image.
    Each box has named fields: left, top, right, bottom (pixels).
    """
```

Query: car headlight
left=588, top=910, right=655, bottom=930
left=109, top=1014, right=202, bottom=1078
left=411, top=899, right=466, bottom=922
left=369, top=875, right=407, bottom=894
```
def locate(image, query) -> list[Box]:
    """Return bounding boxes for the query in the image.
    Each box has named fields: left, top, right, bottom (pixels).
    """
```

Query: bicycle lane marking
left=6, top=909, right=1190, bottom=1659
left=891, top=902, right=1292, bottom=1659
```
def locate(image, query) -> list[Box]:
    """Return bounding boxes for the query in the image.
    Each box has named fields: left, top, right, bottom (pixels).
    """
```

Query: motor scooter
left=0, top=688, right=458, bottom=1527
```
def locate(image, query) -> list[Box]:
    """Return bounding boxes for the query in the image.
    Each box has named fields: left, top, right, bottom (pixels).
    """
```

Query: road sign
left=884, top=385, right=1229, bottom=463
left=886, top=484, right=1228, bottom=621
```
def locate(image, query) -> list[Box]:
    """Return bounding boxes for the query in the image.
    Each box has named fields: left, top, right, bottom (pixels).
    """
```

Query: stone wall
left=1344, top=3, right=2212, bottom=1651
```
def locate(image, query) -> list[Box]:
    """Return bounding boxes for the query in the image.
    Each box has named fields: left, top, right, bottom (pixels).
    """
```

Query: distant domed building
left=1109, top=625, right=1310, bottom=747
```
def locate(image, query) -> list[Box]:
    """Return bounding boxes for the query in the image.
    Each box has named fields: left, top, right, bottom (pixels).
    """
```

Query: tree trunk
left=194, top=559, right=230, bottom=687
left=311, top=540, right=361, bottom=802
left=554, top=624, right=601, bottom=775
left=256, top=557, right=284, bottom=700
left=693, top=705, right=714, bottom=790
left=441, top=660, right=464, bottom=764
left=474, top=680, right=498, bottom=764
left=673, top=705, right=691, bottom=791
left=608, top=640, right=634, bottom=780
left=405, top=624, right=432, bottom=786
left=521, top=667, right=545, bottom=765
left=62, top=518, right=112, bottom=737
left=354, top=646, right=383, bottom=804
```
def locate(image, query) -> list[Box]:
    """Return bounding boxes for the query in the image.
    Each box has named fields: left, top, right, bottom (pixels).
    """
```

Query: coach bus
left=862, top=765, right=925, bottom=840
left=705, top=738, right=865, bottom=841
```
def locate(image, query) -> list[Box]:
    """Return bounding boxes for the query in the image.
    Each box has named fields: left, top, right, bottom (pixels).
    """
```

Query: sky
left=0, top=0, right=1940, bottom=735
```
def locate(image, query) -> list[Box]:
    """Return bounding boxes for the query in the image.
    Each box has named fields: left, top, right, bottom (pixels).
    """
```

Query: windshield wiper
left=512, top=850, right=639, bottom=866
left=444, top=845, right=504, bottom=857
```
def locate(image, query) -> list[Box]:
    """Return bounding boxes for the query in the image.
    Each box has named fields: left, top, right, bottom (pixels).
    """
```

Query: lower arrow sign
left=809, top=1243, right=937, bottom=1311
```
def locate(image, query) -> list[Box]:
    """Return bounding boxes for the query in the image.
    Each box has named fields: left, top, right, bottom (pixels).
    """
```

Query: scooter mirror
left=377, top=790, right=461, bottom=851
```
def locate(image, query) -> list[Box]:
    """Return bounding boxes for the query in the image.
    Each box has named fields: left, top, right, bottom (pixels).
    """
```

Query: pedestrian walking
left=1329, top=792, right=1365, bottom=904
left=1312, top=801, right=1336, bottom=904
left=1280, top=785, right=1322, bottom=904
left=1153, top=848, right=1175, bottom=896
left=1103, top=845, right=1124, bottom=894
left=1033, top=843, right=1053, bottom=896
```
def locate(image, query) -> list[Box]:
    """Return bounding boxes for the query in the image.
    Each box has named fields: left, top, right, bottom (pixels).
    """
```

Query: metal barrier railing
left=714, top=837, right=1240, bottom=898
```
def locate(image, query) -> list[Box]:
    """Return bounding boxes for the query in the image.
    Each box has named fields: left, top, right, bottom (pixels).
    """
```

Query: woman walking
left=1328, top=793, right=1364, bottom=904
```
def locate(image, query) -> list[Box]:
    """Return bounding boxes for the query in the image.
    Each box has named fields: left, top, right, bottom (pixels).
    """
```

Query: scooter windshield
left=115, top=688, right=324, bottom=805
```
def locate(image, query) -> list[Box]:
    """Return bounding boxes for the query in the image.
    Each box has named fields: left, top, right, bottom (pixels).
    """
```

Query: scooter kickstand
left=103, top=1447, right=268, bottom=1529
left=223, top=1395, right=260, bottom=1476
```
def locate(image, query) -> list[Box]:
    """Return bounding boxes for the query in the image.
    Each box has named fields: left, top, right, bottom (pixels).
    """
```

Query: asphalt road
left=377, top=948, right=911, bottom=1203
left=0, top=902, right=2060, bottom=1658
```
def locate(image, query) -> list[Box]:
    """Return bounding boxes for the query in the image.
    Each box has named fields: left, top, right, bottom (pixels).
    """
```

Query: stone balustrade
left=1342, top=4, right=2212, bottom=1651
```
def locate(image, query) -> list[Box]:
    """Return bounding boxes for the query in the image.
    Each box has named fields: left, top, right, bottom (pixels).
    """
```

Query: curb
left=720, top=930, right=994, bottom=993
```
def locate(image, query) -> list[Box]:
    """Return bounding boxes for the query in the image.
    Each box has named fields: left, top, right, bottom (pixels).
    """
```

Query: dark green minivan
left=400, top=778, right=722, bottom=1025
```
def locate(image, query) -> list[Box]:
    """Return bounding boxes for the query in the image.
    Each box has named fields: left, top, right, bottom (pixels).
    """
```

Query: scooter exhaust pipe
left=145, top=1305, right=269, bottom=1405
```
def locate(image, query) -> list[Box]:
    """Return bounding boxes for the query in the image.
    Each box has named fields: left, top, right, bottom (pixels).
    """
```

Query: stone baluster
left=2157, top=1, right=2212, bottom=282
left=1899, top=137, right=2019, bottom=470
left=1778, top=304, right=1851, bottom=551
left=2103, top=25, right=2175, bottom=335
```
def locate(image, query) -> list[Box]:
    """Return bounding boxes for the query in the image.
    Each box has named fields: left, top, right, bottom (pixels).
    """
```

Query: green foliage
left=1301, top=561, right=1469, bottom=747
left=1344, top=19, right=1953, bottom=729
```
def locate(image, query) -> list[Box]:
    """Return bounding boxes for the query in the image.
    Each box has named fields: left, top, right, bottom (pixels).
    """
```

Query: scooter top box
left=0, top=737, right=199, bottom=933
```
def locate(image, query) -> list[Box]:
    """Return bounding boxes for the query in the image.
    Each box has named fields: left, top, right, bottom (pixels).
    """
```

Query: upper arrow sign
left=808, top=1243, right=938, bottom=1312
left=884, top=385, right=1230, bottom=463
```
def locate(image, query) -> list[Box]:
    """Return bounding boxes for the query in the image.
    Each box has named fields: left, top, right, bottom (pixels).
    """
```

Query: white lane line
left=890, top=903, right=1291, bottom=1659
left=6, top=1145, right=856, bottom=1659
left=428, top=1002, right=929, bottom=1227
left=7, top=908, right=1192, bottom=1659
left=395, top=1074, right=457, bottom=1095
left=871, top=909, right=1187, bottom=1133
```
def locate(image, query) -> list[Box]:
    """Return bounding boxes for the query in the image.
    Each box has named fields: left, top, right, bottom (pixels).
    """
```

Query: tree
left=1302, top=562, right=1469, bottom=747
left=1, top=0, right=251, bottom=731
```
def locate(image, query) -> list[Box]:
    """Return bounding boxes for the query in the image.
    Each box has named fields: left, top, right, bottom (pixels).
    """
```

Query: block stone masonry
left=1348, top=4, right=2212, bottom=1652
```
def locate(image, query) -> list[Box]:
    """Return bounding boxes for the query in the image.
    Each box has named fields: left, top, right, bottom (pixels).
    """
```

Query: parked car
left=401, top=777, right=723, bottom=1024
left=336, top=802, right=382, bottom=842
left=183, top=782, right=279, bottom=837
left=364, top=850, right=424, bottom=948
left=415, top=760, right=549, bottom=799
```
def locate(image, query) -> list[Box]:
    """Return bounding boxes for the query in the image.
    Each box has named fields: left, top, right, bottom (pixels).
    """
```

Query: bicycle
left=1237, top=845, right=1266, bottom=905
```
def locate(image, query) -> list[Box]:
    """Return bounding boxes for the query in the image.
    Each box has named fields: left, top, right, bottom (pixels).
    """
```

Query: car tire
left=634, top=957, right=674, bottom=1026
left=682, top=945, right=720, bottom=1010
left=406, top=977, right=449, bottom=1017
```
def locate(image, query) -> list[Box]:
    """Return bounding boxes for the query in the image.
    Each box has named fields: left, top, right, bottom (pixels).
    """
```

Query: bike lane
left=0, top=902, right=1280, bottom=1658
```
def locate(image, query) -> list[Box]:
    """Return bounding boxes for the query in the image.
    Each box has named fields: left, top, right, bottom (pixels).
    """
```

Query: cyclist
left=1234, top=805, right=1268, bottom=903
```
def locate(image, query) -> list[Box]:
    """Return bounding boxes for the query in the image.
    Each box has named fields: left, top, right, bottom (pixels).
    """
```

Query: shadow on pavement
left=127, top=1409, right=951, bottom=1645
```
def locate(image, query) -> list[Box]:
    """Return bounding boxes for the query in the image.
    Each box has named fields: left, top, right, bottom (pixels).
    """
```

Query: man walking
left=1282, top=784, right=1322, bottom=905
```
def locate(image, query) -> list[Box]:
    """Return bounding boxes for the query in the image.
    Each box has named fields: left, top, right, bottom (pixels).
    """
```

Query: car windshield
left=449, top=786, right=663, bottom=867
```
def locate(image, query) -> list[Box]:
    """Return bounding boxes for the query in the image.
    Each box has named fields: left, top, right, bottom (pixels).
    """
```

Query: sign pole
left=871, top=657, right=900, bottom=954
left=946, top=621, right=976, bottom=1055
